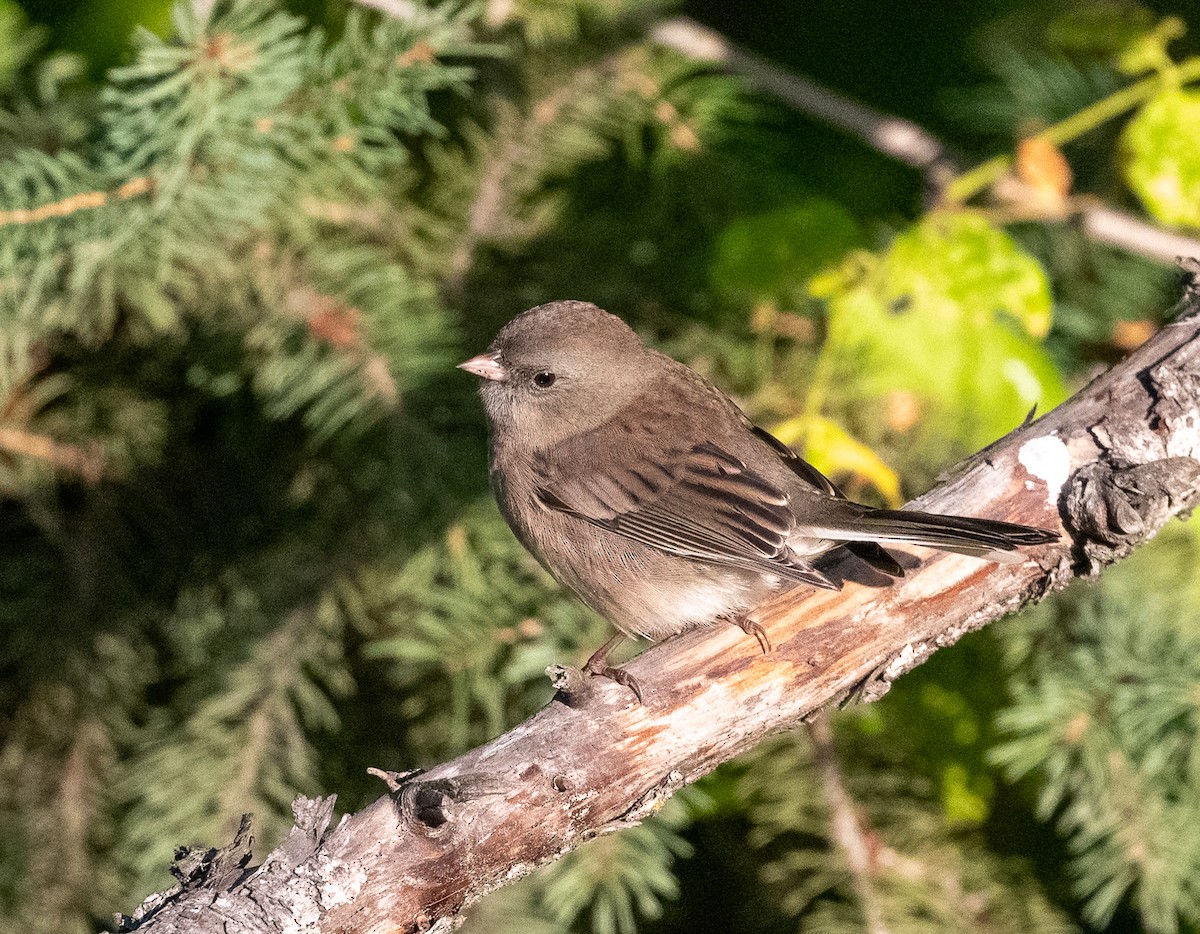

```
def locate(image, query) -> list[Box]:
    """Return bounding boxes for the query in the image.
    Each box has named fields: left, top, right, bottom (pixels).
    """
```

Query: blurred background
left=2, top=0, right=1200, bottom=932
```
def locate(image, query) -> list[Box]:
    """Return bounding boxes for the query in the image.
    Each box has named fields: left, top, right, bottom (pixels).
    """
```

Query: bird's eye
left=533, top=371, right=556, bottom=389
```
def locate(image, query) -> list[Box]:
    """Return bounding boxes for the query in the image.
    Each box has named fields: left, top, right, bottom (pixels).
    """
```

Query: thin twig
left=649, top=16, right=1200, bottom=267
left=650, top=18, right=956, bottom=179
left=1081, top=203, right=1200, bottom=262
left=442, top=51, right=629, bottom=298
left=0, top=426, right=104, bottom=481
left=808, top=718, right=892, bottom=934
left=445, top=120, right=524, bottom=292
left=0, top=177, right=152, bottom=228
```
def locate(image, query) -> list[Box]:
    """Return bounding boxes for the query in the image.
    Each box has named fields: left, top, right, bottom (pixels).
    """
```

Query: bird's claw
left=582, top=659, right=643, bottom=704
left=578, top=633, right=643, bottom=703
left=731, top=615, right=772, bottom=654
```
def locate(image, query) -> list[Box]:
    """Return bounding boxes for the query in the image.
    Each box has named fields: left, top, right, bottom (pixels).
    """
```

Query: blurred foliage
left=813, top=211, right=1066, bottom=454
left=0, top=1, right=1198, bottom=934
left=994, top=515, right=1200, bottom=932
left=362, top=502, right=608, bottom=756
left=710, top=198, right=865, bottom=303
left=1123, top=89, right=1200, bottom=228
left=739, top=730, right=1079, bottom=934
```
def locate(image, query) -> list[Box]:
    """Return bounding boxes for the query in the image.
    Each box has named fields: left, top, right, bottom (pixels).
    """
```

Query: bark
left=120, top=279, right=1200, bottom=934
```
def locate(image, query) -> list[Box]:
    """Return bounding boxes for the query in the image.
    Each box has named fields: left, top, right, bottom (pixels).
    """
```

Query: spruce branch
left=118, top=277, right=1200, bottom=933
left=737, top=729, right=1070, bottom=934
left=0, top=0, right=484, bottom=339
left=116, top=588, right=352, bottom=900
left=992, top=523, right=1200, bottom=929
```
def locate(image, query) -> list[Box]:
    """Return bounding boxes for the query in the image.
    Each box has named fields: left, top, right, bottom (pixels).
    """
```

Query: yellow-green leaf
left=882, top=212, right=1053, bottom=339
left=817, top=213, right=1065, bottom=449
left=769, top=414, right=903, bottom=506
left=1115, top=16, right=1186, bottom=75
left=1122, top=89, right=1200, bottom=228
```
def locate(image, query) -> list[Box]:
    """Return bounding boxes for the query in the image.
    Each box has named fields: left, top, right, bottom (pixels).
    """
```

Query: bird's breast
left=490, top=442, right=778, bottom=640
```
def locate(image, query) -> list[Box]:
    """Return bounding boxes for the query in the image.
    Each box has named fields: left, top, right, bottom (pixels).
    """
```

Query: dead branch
left=649, top=16, right=1200, bottom=266
left=649, top=18, right=954, bottom=179
left=120, top=277, right=1200, bottom=934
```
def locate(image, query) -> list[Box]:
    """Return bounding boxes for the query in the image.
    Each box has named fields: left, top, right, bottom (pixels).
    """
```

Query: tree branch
left=808, top=718, right=892, bottom=934
left=649, top=18, right=956, bottom=180
left=650, top=16, right=1200, bottom=266
left=120, top=278, right=1200, bottom=933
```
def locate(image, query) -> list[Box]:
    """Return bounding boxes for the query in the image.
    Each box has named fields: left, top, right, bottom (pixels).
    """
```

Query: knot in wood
left=400, top=779, right=463, bottom=834
left=1066, top=457, right=1200, bottom=569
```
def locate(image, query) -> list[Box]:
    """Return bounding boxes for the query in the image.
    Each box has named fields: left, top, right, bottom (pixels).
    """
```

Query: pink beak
left=457, top=350, right=507, bottom=381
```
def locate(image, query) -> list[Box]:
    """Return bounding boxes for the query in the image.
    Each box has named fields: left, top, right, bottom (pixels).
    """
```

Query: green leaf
left=711, top=198, right=863, bottom=300
left=1122, top=89, right=1200, bottom=228
left=815, top=212, right=1066, bottom=448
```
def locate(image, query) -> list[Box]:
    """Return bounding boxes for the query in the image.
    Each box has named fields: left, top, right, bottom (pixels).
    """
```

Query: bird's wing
left=534, top=439, right=840, bottom=590
left=752, top=425, right=904, bottom=577
left=751, top=425, right=843, bottom=498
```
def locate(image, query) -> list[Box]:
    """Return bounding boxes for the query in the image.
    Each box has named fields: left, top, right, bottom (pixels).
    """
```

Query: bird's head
left=459, top=301, right=654, bottom=448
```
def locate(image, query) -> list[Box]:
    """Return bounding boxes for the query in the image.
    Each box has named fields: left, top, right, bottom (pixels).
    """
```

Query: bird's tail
left=811, top=508, right=1058, bottom=565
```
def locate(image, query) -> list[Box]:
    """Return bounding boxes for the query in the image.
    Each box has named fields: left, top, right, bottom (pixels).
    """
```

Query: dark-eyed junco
left=460, top=301, right=1057, bottom=700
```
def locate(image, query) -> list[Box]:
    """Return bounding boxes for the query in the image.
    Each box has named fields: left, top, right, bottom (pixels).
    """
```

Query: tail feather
left=809, top=508, right=1058, bottom=564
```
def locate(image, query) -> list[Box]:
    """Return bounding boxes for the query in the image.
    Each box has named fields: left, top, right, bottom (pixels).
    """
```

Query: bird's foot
left=581, top=634, right=643, bottom=703
left=582, top=659, right=643, bottom=703
left=729, top=614, right=772, bottom=654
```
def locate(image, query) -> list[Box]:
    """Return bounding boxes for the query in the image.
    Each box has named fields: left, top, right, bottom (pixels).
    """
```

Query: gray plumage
left=461, top=300, right=1057, bottom=645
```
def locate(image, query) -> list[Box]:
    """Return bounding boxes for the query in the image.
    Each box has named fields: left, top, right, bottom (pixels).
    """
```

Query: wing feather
left=535, top=440, right=839, bottom=589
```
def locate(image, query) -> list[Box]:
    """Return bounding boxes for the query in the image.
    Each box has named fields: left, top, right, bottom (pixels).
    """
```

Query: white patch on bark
left=1018, top=435, right=1071, bottom=505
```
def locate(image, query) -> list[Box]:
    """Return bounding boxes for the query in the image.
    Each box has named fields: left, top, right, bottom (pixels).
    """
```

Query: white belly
left=627, top=572, right=776, bottom=641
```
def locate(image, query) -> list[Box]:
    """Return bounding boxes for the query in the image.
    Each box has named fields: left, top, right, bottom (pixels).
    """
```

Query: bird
left=459, top=300, right=1058, bottom=701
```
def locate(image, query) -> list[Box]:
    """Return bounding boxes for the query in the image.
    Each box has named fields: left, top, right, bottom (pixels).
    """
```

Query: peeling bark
left=120, top=279, right=1200, bottom=934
